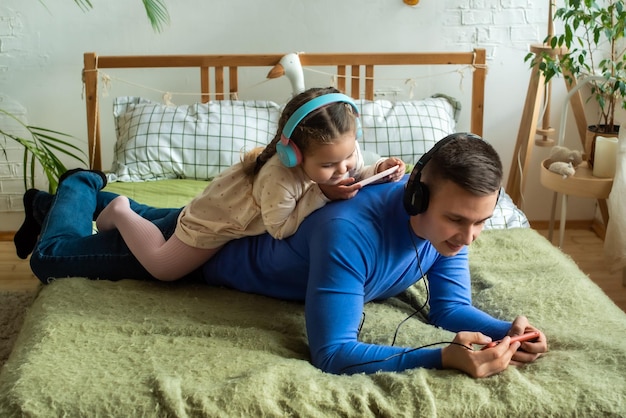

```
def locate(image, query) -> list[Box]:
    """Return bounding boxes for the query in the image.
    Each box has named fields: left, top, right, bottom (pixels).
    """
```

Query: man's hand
left=441, top=331, right=521, bottom=378
left=506, top=316, right=548, bottom=365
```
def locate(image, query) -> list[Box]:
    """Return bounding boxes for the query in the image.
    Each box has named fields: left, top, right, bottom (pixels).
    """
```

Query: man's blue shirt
left=203, top=177, right=511, bottom=374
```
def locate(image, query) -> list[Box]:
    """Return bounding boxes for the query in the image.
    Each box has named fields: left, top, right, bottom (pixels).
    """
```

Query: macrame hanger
left=100, top=73, right=112, bottom=98
left=405, top=78, right=417, bottom=99
left=163, top=92, right=174, bottom=106
left=455, top=68, right=466, bottom=93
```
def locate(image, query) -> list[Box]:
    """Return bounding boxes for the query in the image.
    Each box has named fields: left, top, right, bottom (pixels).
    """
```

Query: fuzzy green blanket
left=1, top=228, right=625, bottom=417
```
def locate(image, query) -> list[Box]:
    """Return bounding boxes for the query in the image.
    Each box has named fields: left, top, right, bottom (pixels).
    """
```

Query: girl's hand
left=378, top=158, right=405, bottom=182
left=318, top=178, right=361, bottom=201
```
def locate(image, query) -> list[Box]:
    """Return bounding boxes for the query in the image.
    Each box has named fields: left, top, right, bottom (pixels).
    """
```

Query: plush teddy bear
left=547, top=145, right=583, bottom=178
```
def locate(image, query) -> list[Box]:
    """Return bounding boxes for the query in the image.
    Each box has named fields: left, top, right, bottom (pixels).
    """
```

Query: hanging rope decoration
left=81, top=53, right=487, bottom=169
left=83, top=58, right=488, bottom=106
left=301, top=63, right=484, bottom=98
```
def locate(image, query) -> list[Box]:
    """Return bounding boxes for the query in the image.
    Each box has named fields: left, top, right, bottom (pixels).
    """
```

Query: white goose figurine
left=267, top=52, right=305, bottom=96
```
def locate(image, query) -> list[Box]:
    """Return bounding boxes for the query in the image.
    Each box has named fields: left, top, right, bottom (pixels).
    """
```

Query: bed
left=1, top=50, right=626, bottom=417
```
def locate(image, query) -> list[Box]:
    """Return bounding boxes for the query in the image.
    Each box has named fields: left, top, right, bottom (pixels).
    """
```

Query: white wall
left=0, top=0, right=600, bottom=231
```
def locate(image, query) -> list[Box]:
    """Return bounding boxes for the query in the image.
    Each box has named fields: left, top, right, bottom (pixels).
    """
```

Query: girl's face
left=300, top=132, right=357, bottom=185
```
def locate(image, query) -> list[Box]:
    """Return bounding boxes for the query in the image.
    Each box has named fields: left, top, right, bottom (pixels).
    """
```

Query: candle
left=592, top=136, right=619, bottom=178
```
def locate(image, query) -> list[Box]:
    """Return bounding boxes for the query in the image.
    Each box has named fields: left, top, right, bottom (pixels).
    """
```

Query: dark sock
left=59, top=168, right=107, bottom=189
left=13, top=170, right=106, bottom=259
left=32, top=192, right=53, bottom=225
left=14, top=189, right=42, bottom=259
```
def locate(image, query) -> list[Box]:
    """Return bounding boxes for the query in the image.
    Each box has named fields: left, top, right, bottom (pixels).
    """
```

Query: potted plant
left=0, top=0, right=170, bottom=193
left=527, top=0, right=626, bottom=155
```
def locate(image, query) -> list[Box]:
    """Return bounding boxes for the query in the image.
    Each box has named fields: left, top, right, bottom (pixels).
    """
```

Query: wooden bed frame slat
left=350, top=65, right=360, bottom=99
left=229, top=67, right=238, bottom=100
left=337, top=66, right=347, bottom=94
left=200, top=67, right=210, bottom=103
left=215, top=66, right=225, bottom=99
left=83, top=50, right=487, bottom=170
left=365, top=65, right=375, bottom=101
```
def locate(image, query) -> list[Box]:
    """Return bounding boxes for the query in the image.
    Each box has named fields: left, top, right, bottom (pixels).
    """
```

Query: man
left=201, top=133, right=547, bottom=376
left=21, top=133, right=548, bottom=377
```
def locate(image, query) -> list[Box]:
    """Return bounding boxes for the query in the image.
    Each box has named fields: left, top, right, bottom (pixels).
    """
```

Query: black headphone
left=403, top=133, right=484, bottom=216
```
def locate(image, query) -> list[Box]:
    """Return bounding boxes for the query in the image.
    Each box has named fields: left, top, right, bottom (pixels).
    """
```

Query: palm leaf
left=69, top=0, right=170, bottom=32
left=0, top=109, right=87, bottom=193
left=142, top=0, right=170, bottom=32
left=71, top=0, right=93, bottom=12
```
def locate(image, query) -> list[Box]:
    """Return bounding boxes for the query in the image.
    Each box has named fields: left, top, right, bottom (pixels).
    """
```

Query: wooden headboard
left=83, top=49, right=486, bottom=171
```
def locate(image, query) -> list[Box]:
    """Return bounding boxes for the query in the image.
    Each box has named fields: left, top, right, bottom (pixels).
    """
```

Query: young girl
left=95, top=87, right=405, bottom=280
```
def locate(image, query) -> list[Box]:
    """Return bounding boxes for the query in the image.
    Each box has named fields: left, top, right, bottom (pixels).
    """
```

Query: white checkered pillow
left=110, top=97, right=281, bottom=181
left=356, top=96, right=459, bottom=165
left=484, top=188, right=531, bottom=230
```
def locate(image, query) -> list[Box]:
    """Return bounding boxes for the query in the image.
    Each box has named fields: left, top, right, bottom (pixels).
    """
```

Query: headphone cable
left=340, top=222, right=472, bottom=374
left=389, top=221, right=430, bottom=346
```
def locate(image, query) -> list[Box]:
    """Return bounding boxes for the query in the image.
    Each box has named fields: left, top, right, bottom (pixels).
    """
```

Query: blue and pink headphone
left=276, top=92, right=363, bottom=167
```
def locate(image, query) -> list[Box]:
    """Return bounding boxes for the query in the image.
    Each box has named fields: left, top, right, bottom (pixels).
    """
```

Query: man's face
left=409, top=179, right=498, bottom=257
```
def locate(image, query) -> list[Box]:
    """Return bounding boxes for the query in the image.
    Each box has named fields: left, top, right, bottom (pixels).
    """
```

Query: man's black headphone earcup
left=403, top=132, right=482, bottom=216
left=403, top=180, right=430, bottom=216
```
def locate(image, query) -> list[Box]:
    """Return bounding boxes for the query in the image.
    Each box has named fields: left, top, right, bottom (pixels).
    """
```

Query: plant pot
left=585, top=125, right=620, bottom=168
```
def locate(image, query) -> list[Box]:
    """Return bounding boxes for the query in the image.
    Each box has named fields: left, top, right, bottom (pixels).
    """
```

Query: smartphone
left=354, top=165, right=400, bottom=187
left=481, top=331, right=540, bottom=350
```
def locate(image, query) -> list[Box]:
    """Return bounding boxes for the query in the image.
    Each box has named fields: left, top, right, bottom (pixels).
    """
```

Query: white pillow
left=484, top=188, right=531, bottom=230
left=357, top=95, right=459, bottom=165
left=110, top=97, right=281, bottom=182
left=109, top=95, right=458, bottom=182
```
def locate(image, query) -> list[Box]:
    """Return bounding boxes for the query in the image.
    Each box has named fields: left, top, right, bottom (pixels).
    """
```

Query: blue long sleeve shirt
left=203, top=177, right=512, bottom=374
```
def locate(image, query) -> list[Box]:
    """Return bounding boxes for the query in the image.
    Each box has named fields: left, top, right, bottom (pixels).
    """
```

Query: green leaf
left=72, top=0, right=93, bottom=11
left=64, top=0, right=170, bottom=32
left=538, top=0, right=626, bottom=128
left=142, top=0, right=170, bottom=32
left=0, top=109, right=87, bottom=193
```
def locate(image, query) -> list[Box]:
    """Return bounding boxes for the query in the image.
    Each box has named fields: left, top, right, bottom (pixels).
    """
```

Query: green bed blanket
left=103, top=178, right=210, bottom=208
left=1, top=228, right=625, bottom=417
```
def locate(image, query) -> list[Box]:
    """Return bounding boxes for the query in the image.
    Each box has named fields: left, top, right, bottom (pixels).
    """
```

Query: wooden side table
left=540, top=159, right=613, bottom=248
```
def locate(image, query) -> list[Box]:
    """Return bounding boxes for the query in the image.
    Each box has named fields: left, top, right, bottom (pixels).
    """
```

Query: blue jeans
left=29, top=171, right=191, bottom=283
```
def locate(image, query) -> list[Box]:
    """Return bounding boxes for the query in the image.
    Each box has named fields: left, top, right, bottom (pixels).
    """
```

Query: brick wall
left=0, top=98, right=34, bottom=214
left=443, top=0, right=545, bottom=57
left=0, top=1, right=549, bottom=229
left=0, top=8, right=29, bottom=218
